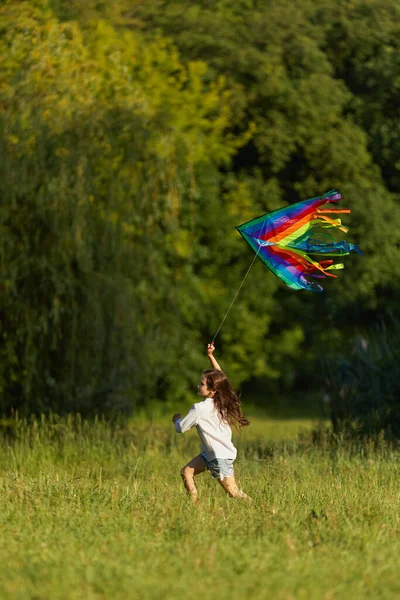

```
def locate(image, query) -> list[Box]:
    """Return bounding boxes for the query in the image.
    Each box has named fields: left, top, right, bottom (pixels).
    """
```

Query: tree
left=0, top=1, right=251, bottom=413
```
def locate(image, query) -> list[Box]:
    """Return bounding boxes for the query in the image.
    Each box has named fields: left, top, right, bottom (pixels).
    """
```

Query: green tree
left=0, top=1, right=252, bottom=413
left=4, top=0, right=400, bottom=415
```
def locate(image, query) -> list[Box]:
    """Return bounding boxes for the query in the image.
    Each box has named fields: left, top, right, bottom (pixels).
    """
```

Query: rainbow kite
left=237, top=190, right=360, bottom=292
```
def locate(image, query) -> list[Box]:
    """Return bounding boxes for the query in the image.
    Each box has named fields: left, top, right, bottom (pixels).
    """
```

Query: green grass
left=0, top=414, right=399, bottom=599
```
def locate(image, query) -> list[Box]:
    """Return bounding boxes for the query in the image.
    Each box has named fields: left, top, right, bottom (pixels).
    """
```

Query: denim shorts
left=201, top=453, right=234, bottom=480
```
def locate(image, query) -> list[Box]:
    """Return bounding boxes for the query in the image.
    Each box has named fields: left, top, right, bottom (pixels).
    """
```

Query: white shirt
left=174, top=397, right=237, bottom=461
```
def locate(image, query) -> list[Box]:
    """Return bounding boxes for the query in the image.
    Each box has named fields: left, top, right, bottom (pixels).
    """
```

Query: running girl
left=172, top=343, right=250, bottom=502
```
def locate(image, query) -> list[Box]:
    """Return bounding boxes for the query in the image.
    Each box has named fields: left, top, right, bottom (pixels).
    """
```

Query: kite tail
left=293, top=190, right=362, bottom=258
left=296, top=240, right=362, bottom=256
left=301, top=256, right=343, bottom=280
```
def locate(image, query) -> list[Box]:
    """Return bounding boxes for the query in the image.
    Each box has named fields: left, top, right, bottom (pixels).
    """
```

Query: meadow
left=0, top=414, right=399, bottom=600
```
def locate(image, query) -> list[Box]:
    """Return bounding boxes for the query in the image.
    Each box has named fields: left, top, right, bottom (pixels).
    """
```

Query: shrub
left=325, top=324, right=400, bottom=439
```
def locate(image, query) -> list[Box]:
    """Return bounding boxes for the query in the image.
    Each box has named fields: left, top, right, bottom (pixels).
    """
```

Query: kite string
left=211, top=243, right=263, bottom=344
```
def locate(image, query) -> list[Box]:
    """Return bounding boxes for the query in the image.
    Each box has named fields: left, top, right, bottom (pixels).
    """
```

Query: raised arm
left=207, top=343, right=222, bottom=371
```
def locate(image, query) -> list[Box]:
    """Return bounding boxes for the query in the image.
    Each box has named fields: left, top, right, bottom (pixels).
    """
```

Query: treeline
left=1, top=0, right=400, bottom=416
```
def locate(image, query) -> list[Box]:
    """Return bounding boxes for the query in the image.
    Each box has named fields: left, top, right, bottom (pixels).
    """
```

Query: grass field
left=0, top=414, right=399, bottom=600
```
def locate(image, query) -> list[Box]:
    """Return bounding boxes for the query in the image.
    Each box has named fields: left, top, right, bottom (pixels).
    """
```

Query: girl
left=172, top=343, right=251, bottom=502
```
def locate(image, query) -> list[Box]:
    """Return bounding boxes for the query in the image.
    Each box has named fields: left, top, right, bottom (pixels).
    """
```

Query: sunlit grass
left=241, top=415, right=321, bottom=440
left=0, top=414, right=398, bottom=599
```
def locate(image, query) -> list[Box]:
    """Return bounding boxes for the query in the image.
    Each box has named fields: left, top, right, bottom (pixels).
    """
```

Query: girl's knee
left=219, top=479, right=236, bottom=496
left=180, top=466, right=192, bottom=480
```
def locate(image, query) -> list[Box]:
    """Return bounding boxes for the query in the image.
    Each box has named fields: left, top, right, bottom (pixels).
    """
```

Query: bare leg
left=180, top=454, right=207, bottom=502
left=218, top=474, right=252, bottom=500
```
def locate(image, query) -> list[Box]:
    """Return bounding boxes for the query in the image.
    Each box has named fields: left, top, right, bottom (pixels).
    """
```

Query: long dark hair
left=202, top=369, right=250, bottom=429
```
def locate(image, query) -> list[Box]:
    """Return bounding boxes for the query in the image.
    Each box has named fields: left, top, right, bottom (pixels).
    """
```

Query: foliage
left=326, top=323, right=400, bottom=439
left=0, top=1, right=249, bottom=412
left=2, top=0, right=400, bottom=414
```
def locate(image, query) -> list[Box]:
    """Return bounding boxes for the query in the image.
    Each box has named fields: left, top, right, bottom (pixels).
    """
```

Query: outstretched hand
left=172, top=413, right=181, bottom=424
